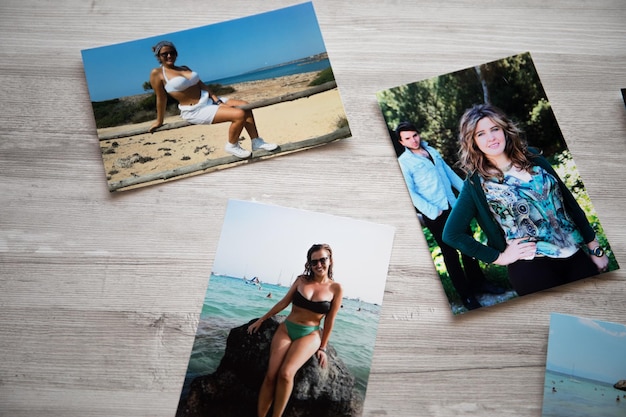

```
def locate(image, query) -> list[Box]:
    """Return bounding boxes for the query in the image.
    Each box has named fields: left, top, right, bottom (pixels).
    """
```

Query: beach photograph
left=541, top=313, right=626, bottom=417
left=376, top=52, right=619, bottom=315
left=175, top=200, right=395, bottom=417
left=81, top=2, right=351, bottom=192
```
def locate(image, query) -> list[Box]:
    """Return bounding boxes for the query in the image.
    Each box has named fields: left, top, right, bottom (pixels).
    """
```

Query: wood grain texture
left=1, top=1, right=625, bottom=416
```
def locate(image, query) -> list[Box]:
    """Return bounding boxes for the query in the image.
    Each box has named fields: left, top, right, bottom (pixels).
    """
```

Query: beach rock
left=614, top=380, right=626, bottom=391
left=176, top=316, right=361, bottom=417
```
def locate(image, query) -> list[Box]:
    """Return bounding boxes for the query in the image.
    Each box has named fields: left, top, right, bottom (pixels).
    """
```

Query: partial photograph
left=81, top=2, right=351, bottom=192
left=541, top=313, right=626, bottom=417
left=175, top=200, right=394, bottom=417
left=376, top=52, right=619, bottom=315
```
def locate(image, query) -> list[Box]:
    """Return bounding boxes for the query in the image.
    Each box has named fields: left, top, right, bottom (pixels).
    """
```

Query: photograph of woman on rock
left=247, top=243, right=343, bottom=417
left=174, top=200, right=394, bottom=417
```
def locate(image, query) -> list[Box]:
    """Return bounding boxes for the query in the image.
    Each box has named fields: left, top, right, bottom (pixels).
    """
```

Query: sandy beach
left=96, top=71, right=349, bottom=191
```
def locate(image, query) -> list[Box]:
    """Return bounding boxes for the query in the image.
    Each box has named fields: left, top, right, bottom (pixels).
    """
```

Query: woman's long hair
left=458, top=104, right=532, bottom=181
left=302, top=243, right=334, bottom=281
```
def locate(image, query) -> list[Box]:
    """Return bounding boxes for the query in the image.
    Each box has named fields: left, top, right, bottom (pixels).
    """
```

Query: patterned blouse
left=481, top=165, right=583, bottom=258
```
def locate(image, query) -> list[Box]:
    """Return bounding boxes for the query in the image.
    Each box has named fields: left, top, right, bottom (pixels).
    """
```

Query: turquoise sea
left=182, top=274, right=381, bottom=398
left=208, top=58, right=330, bottom=86
left=542, top=369, right=626, bottom=417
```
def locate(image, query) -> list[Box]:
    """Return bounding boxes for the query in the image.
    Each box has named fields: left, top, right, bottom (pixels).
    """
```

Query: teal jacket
left=442, top=150, right=596, bottom=264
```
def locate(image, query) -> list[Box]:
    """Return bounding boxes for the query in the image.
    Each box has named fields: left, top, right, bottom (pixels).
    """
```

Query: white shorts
left=178, top=90, right=229, bottom=125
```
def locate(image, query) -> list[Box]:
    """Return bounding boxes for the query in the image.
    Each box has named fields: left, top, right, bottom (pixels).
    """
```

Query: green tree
left=376, top=52, right=567, bottom=169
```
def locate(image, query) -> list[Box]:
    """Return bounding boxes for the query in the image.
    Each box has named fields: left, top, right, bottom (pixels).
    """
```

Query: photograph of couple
left=376, top=52, right=619, bottom=314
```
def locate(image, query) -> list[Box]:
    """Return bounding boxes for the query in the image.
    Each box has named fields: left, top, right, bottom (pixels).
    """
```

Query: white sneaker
left=251, top=137, right=278, bottom=151
left=225, top=142, right=251, bottom=158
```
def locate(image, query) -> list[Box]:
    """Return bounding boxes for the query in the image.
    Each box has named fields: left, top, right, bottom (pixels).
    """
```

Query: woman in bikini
left=148, top=40, right=277, bottom=158
left=247, top=243, right=343, bottom=417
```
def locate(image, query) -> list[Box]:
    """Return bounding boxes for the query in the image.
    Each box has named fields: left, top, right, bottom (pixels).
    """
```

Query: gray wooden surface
left=1, top=1, right=625, bottom=416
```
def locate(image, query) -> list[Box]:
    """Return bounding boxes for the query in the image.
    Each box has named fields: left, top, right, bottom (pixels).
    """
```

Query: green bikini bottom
left=284, top=320, right=320, bottom=341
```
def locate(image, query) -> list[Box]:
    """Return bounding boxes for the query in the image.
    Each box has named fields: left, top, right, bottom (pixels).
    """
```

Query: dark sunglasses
left=309, top=257, right=329, bottom=267
left=159, top=51, right=177, bottom=58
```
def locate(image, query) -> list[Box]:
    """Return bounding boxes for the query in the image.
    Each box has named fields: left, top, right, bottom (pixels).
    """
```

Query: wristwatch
left=588, top=246, right=605, bottom=257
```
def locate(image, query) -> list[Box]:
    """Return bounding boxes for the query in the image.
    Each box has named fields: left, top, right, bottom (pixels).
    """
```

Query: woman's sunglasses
left=309, top=257, right=329, bottom=267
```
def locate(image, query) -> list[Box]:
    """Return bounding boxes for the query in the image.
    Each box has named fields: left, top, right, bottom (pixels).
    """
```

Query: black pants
left=423, top=209, right=485, bottom=299
left=507, top=249, right=598, bottom=296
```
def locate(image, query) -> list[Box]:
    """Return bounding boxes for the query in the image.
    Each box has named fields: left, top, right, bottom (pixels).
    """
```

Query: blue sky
left=81, top=2, right=326, bottom=102
left=545, top=313, right=626, bottom=384
left=211, top=200, right=395, bottom=305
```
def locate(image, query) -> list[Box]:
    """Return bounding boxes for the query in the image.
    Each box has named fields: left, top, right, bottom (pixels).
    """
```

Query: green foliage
left=308, top=67, right=335, bottom=86
left=206, top=83, right=235, bottom=95
left=92, top=94, right=178, bottom=128
left=550, top=151, right=620, bottom=272
left=137, top=94, right=157, bottom=112
left=375, top=52, right=568, bottom=167
left=92, top=99, right=133, bottom=129
left=423, top=223, right=511, bottom=304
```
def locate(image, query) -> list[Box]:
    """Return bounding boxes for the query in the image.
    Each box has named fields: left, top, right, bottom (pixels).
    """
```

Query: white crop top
left=162, top=66, right=200, bottom=93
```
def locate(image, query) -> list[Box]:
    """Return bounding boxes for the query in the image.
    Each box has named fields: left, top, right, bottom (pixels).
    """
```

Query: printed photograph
left=81, top=2, right=351, bottom=192
left=175, top=200, right=394, bottom=417
left=541, top=313, right=626, bottom=417
left=376, top=52, right=619, bottom=314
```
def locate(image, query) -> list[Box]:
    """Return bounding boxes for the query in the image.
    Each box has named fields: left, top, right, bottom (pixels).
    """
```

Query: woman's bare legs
left=212, top=99, right=276, bottom=157
left=212, top=105, right=252, bottom=144
left=270, top=331, right=321, bottom=417
left=257, top=325, right=322, bottom=417
left=221, top=99, right=259, bottom=139
left=258, top=324, right=292, bottom=417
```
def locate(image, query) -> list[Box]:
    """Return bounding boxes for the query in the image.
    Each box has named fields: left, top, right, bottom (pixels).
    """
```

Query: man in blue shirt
left=395, top=122, right=500, bottom=310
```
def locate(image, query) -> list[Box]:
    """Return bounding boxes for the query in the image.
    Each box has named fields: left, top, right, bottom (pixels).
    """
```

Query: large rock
left=614, top=379, right=626, bottom=391
left=176, top=316, right=361, bottom=417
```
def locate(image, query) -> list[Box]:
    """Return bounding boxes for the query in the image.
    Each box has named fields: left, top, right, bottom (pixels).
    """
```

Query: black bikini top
left=292, top=290, right=332, bottom=314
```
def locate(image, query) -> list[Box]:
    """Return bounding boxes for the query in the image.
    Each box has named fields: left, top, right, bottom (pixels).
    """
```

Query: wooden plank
left=237, top=81, right=337, bottom=110
left=107, top=126, right=351, bottom=191
left=97, top=81, right=338, bottom=140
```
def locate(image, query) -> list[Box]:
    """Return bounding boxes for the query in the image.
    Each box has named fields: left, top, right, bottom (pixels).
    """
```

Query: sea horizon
left=206, top=54, right=330, bottom=86
left=546, top=368, right=620, bottom=387
left=94, top=55, right=331, bottom=103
